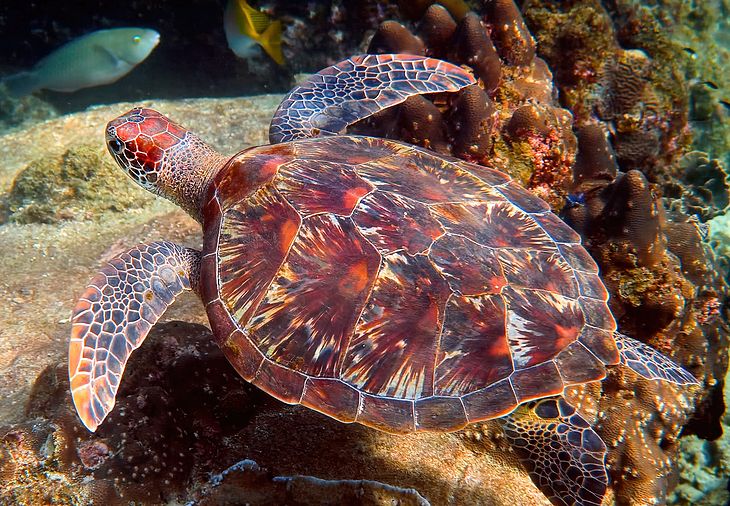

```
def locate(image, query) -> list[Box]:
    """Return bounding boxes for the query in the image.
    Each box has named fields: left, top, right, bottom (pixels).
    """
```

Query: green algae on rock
left=1, top=143, right=152, bottom=224
left=0, top=85, right=57, bottom=134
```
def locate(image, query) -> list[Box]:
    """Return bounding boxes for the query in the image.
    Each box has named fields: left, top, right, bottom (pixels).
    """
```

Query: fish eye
left=108, top=138, right=124, bottom=154
left=132, top=35, right=141, bottom=44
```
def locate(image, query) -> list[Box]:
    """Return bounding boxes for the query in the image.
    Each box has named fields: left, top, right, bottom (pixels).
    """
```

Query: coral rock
left=450, top=12, right=502, bottom=92
left=367, top=20, right=426, bottom=55
left=504, top=104, right=551, bottom=140
left=418, top=4, right=458, bottom=55
left=521, top=0, right=691, bottom=178
left=1, top=143, right=152, bottom=224
left=665, top=152, right=730, bottom=223
left=484, top=0, right=536, bottom=66
left=573, top=124, right=619, bottom=186
left=447, top=84, right=495, bottom=160
left=603, top=170, right=664, bottom=267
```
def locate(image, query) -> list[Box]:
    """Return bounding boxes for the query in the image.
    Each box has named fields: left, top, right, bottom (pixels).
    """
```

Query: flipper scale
left=68, top=241, right=200, bottom=431
left=269, top=54, right=475, bottom=142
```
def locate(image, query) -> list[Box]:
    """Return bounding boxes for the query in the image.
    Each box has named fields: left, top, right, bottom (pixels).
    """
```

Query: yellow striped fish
left=224, top=0, right=285, bottom=65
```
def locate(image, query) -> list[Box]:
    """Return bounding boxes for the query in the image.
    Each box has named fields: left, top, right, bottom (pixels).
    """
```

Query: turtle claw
left=69, top=241, right=201, bottom=432
left=500, top=397, right=608, bottom=506
left=613, top=333, right=699, bottom=385
left=269, top=54, right=475, bottom=143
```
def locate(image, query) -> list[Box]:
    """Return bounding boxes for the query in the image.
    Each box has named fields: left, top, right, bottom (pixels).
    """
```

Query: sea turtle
left=68, top=54, right=697, bottom=506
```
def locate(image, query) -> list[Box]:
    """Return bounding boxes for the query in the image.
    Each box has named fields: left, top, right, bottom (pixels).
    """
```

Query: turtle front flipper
left=614, top=333, right=699, bottom=385
left=499, top=397, right=608, bottom=506
left=69, top=241, right=201, bottom=432
left=269, top=54, right=475, bottom=142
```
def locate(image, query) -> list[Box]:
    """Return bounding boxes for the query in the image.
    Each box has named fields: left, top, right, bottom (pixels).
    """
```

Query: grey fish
left=3, top=27, right=160, bottom=97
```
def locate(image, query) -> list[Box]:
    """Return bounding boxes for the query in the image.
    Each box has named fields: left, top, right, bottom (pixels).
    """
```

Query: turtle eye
left=108, top=138, right=124, bottom=154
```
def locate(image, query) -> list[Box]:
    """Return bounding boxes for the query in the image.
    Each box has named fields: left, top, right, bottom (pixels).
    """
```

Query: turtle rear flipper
left=269, top=54, right=475, bottom=143
left=499, top=397, right=608, bottom=506
left=69, top=241, right=201, bottom=432
left=614, top=333, right=699, bottom=385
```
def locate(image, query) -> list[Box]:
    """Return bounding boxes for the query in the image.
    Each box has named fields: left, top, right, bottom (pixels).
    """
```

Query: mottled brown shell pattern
left=200, top=135, right=620, bottom=434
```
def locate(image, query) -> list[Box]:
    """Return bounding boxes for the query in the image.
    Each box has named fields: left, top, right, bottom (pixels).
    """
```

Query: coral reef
left=664, top=151, right=730, bottom=223
left=604, top=0, right=730, bottom=169
left=0, top=143, right=152, bottom=224
left=355, top=1, right=576, bottom=210
left=565, top=124, right=728, bottom=502
left=521, top=0, right=692, bottom=179
left=515, top=4, right=730, bottom=497
left=521, top=0, right=730, bottom=220
left=671, top=353, right=730, bottom=505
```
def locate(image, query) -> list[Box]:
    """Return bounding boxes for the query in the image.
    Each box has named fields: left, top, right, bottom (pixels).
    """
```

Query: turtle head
left=106, top=107, right=226, bottom=221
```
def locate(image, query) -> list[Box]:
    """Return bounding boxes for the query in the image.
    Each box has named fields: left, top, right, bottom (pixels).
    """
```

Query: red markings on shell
left=289, top=136, right=398, bottom=165
left=432, top=201, right=555, bottom=250
left=504, top=286, right=583, bottom=369
left=218, top=187, right=301, bottom=326
left=216, top=150, right=288, bottom=208
left=247, top=214, right=380, bottom=377
left=435, top=294, right=512, bottom=396
left=276, top=160, right=374, bottom=216
left=356, top=149, right=502, bottom=204
left=342, top=252, right=450, bottom=399
left=430, top=234, right=506, bottom=295
left=353, top=192, right=444, bottom=254
left=497, top=249, right=579, bottom=298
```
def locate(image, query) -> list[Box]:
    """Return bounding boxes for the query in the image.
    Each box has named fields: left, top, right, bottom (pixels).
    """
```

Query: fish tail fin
left=259, top=20, right=285, bottom=66
left=238, top=0, right=271, bottom=34
left=2, top=71, right=41, bottom=97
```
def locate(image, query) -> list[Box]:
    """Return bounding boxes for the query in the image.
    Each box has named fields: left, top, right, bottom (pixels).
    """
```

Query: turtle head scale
left=105, top=107, right=227, bottom=221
